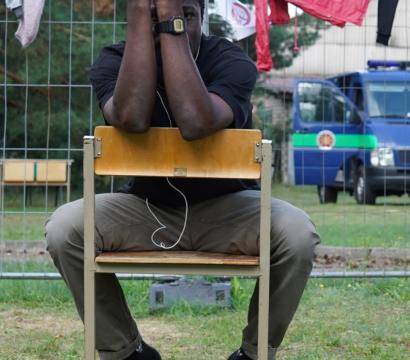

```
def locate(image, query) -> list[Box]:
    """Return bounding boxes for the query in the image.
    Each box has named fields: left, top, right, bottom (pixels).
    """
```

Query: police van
left=290, top=60, right=410, bottom=204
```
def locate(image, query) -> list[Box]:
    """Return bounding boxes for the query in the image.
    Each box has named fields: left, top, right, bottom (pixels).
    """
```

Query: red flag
left=255, top=0, right=273, bottom=72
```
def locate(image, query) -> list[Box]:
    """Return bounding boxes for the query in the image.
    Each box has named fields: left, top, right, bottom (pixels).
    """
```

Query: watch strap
left=155, top=21, right=173, bottom=34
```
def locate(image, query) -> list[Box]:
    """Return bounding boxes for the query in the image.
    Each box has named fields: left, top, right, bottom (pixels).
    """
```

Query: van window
left=353, top=83, right=364, bottom=111
left=298, top=82, right=351, bottom=123
left=333, top=92, right=352, bottom=123
left=367, top=81, right=410, bottom=118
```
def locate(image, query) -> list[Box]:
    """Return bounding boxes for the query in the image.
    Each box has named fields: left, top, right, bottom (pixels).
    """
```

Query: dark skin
left=103, top=0, right=234, bottom=140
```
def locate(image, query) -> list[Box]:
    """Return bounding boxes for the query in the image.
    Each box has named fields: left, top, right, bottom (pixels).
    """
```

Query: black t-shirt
left=89, top=35, right=259, bottom=206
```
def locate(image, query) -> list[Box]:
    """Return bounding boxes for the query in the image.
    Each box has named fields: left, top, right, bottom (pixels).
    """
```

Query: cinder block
left=149, top=279, right=231, bottom=310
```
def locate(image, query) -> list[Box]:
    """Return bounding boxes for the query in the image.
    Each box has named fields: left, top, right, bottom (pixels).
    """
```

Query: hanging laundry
left=5, top=0, right=23, bottom=19
left=269, top=0, right=290, bottom=25
left=14, top=0, right=45, bottom=48
left=286, top=0, right=370, bottom=27
left=256, top=0, right=371, bottom=71
left=255, top=0, right=273, bottom=72
left=377, top=0, right=399, bottom=46
left=269, top=0, right=370, bottom=27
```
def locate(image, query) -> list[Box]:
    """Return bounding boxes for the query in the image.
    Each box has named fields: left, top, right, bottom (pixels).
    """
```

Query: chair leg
left=257, top=270, right=270, bottom=360
left=84, top=267, right=96, bottom=360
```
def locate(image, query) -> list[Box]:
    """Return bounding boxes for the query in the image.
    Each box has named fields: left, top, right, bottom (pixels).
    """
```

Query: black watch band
left=155, top=16, right=186, bottom=35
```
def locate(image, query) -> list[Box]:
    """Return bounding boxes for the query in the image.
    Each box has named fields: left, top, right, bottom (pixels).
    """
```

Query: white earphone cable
left=146, top=42, right=200, bottom=249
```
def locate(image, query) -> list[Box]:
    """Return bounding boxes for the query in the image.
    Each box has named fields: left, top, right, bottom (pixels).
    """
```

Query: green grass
left=1, top=185, right=410, bottom=248
left=272, top=185, right=410, bottom=248
left=0, top=278, right=409, bottom=359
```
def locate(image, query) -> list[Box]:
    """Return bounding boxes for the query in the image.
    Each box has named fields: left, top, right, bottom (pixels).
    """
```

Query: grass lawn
left=272, top=185, right=410, bottom=248
left=0, top=278, right=409, bottom=359
left=1, top=187, right=409, bottom=359
left=2, top=184, right=410, bottom=248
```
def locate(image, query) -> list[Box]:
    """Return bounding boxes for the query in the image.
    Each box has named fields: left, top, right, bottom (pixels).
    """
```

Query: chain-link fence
left=1, top=0, right=409, bottom=280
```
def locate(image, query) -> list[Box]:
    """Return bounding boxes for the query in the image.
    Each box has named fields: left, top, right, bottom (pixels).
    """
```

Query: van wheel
left=354, top=165, right=376, bottom=205
left=317, top=186, right=338, bottom=204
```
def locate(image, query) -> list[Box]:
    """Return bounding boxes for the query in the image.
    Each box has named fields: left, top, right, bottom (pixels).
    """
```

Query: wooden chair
left=83, top=126, right=272, bottom=360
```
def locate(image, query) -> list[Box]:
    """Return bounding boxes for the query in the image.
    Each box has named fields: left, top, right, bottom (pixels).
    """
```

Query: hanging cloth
left=255, top=0, right=371, bottom=71
left=255, top=0, right=273, bottom=72
left=5, top=0, right=23, bottom=18
left=287, top=0, right=370, bottom=27
left=269, top=0, right=290, bottom=25
left=15, top=0, right=45, bottom=48
left=377, top=0, right=399, bottom=46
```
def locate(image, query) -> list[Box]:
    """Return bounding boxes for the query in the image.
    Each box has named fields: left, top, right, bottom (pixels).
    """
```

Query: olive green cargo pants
left=46, top=190, right=320, bottom=360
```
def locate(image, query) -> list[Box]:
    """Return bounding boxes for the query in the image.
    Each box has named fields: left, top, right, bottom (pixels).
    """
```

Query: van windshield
left=366, top=81, right=410, bottom=118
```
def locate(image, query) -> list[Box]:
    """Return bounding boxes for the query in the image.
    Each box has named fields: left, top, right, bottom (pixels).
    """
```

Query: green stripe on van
left=292, top=134, right=378, bottom=149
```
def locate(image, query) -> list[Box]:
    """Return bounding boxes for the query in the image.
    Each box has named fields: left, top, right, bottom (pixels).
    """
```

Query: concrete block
left=149, top=279, right=231, bottom=310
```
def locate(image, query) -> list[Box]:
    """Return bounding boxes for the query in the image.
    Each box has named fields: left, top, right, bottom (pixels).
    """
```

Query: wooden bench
left=0, top=159, right=73, bottom=206
left=83, top=126, right=272, bottom=360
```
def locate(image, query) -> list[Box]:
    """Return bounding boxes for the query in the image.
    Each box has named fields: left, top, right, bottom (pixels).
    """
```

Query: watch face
left=173, top=18, right=185, bottom=33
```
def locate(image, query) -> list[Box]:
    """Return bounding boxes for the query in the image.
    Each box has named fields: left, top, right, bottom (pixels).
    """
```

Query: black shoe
left=227, top=348, right=252, bottom=360
left=124, top=340, right=162, bottom=360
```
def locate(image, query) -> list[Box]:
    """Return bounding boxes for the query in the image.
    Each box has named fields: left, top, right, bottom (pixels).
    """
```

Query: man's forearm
left=109, top=0, right=156, bottom=132
left=156, top=1, right=233, bottom=140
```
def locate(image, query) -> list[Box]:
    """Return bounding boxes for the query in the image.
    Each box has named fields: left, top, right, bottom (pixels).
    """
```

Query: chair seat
left=96, top=251, right=259, bottom=266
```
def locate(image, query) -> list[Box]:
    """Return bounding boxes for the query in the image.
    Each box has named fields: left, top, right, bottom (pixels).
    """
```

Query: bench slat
left=3, top=160, right=35, bottom=182
left=36, top=160, right=68, bottom=182
left=96, top=251, right=259, bottom=266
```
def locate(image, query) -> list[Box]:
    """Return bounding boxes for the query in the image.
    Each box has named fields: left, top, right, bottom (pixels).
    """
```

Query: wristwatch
left=155, top=16, right=186, bottom=35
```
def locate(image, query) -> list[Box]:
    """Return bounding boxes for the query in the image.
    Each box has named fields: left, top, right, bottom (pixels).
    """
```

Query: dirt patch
left=0, top=307, right=81, bottom=336
left=0, top=306, right=188, bottom=359
left=314, top=246, right=410, bottom=270
left=2, top=241, right=410, bottom=271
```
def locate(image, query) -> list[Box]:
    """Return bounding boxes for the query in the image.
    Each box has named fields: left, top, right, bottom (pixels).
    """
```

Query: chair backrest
left=94, top=126, right=262, bottom=179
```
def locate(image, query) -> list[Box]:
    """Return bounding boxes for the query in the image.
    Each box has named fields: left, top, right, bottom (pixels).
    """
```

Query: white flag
left=213, top=0, right=256, bottom=41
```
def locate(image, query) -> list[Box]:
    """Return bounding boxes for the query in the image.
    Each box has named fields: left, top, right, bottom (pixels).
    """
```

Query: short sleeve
left=206, top=55, right=257, bottom=129
left=89, top=43, right=124, bottom=110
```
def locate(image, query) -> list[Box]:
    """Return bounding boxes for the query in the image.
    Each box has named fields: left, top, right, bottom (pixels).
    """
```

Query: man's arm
left=103, top=0, right=156, bottom=132
left=155, top=0, right=234, bottom=141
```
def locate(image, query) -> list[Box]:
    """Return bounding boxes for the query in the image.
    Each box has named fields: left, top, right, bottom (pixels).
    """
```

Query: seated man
left=45, top=0, right=320, bottom=359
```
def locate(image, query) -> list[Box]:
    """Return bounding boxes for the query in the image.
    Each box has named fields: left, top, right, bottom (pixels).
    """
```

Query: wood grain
left=94, top=127, right=262, bottom=179
left=3, top=160, right=35, bottom=182
left=96, top=251, right=259, bottom=266
left=36, top=160, right=68, bottom=182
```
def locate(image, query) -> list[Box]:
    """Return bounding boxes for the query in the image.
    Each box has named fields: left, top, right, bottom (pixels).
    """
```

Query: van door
left=292, top=79, right=362, bottom=191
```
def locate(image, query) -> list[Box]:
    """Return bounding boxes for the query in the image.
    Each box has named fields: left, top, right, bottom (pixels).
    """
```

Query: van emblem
left=316, top=130, right=336, bottom=150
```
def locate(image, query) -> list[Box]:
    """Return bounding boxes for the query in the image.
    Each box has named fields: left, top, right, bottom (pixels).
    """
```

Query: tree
left=0, top=0, right=127, bottom=194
